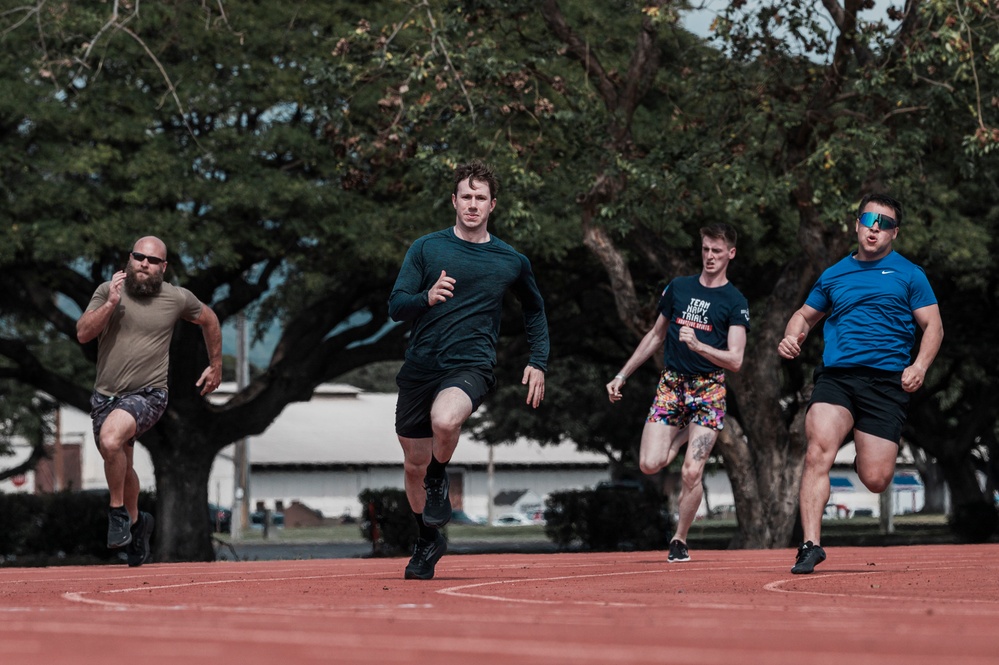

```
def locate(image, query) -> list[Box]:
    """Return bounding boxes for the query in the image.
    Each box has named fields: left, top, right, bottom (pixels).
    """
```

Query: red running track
left=1, top=544, right=997, bottom=665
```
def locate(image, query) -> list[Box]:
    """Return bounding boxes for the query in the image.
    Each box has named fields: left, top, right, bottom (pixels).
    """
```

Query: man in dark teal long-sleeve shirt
left=388, top=161, right=550, bottom=580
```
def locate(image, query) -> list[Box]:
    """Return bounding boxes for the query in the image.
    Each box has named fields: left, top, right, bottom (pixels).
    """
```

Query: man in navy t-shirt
left=607, top=223, right=750, bottom=564
left=778, top=193, right=944, bottom=574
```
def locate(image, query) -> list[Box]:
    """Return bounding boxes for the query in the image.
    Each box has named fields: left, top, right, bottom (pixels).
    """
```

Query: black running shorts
left=808, top=364, right=909, bottom=444
left=395, top=365, right=495, bottom=439
left=89, top=387, right=169, bottom=448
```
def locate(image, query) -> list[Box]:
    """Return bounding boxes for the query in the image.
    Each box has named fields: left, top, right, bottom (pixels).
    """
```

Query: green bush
left=948, top=501, right=999, bottom=543
left=544, top=481, right=672, bottom=551
left=0, top=490, right=156, bottom=564
left=0, top=492, right=44, bottom=557
left=543, top=488, right=588, bottom=548
left=358, top=487, right=418, bottom=556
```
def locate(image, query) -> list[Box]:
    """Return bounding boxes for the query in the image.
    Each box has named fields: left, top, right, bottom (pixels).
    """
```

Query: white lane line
left=438, top=568, right=672, bottom=606
left=764, top=570, right=999, bottom=611
left=61, top=570, right=391, bottom=610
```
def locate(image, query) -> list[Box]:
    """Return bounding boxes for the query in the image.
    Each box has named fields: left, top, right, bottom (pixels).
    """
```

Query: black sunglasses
left=131, top=251, right=166, bottom=265
left=858, top=211, right=898, bottom=231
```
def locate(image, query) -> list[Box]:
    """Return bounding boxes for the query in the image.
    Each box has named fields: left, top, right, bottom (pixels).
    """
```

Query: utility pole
left=879, top=482, right=895, bottom=535
left=230, top=313, right=251, bottom=540
left=487, top=444, right=495, bottom=526
left=53, top=406, right=64, bottom=492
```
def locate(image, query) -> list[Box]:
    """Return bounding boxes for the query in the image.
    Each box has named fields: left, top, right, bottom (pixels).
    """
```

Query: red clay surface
left=1, top=544, right=997, bottom=665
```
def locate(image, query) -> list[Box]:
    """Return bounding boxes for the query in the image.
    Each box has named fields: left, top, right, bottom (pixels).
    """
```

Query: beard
left=125, top=264, right=164, bottom=298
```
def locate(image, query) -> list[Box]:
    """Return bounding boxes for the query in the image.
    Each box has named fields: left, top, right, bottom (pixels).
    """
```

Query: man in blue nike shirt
left=778, top=193, right=943, bottom=574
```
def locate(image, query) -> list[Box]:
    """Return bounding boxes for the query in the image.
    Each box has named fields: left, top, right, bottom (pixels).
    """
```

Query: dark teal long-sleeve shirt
left=388, top=228, right=549, bottom=373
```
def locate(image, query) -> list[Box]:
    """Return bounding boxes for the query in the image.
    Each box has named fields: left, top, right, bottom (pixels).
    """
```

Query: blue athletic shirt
left=655, top=275, right=750, bottom=375
left=805, top=250, right=937, bottom=371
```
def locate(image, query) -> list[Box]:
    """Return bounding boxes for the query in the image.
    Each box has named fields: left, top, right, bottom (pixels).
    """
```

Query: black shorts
left=395, top=365, right=495, bottom=439
left=89, top=387, right=169, bottom=448
left=808, top=365, right=909, bottom=444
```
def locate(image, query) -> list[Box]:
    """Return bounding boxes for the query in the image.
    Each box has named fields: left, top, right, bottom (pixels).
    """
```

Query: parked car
left=709, top=504, right=737, bottom=519
left=492, top=513, right=533, bottom=526
left=250, top=510, right=284, bottom=528
left=823, top=503, right=851, bottom=520
left=451, top=509, right=485, bottom=525
left=209, top=503, right=232, bottom=533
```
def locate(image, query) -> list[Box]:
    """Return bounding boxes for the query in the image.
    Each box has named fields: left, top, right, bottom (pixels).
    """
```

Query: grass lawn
left=218, top=514, right=957, bottom=549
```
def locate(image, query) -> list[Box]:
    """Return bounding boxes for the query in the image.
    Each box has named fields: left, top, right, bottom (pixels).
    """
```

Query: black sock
left=414, top=513, right=438, bottom=541
left=426, top=455, right=448, bottom=479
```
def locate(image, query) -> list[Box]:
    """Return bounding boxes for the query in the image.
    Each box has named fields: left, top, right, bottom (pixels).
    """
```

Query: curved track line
left=62, top=569, right=391, bottom=610
left=764, top=571, right=999, bottom=610
left=438, top=568, right=669, bottom=606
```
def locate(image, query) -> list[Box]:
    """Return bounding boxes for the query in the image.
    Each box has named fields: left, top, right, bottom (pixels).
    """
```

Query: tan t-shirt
left=87, top=282, right=204, bottom=396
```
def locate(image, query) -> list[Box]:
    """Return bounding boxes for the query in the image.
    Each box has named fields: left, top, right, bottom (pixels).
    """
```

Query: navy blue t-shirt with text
left=656, top=275, right=750, bottom=375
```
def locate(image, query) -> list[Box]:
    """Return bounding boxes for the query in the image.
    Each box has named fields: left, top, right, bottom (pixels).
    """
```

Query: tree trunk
left=936, top=452, right=986, bottom=506
left=909, top=445, right=948, bottom=513
left=148, top=431, right=218, bottom=562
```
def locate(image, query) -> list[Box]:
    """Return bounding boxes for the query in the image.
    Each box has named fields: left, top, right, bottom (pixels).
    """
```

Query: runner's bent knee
left=98, top=412, right=136, bottom=452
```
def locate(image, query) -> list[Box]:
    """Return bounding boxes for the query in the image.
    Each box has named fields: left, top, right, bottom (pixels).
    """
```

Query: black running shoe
left=667, top=539, right=691, bottom=563
left=107, top=506, right=132, bottom=549
left=404, top=531, right=447, bottom=580
left=422, top=474, right=452, bottom=528
left=791, top=541, right=826, bottom=574
left=126, top=512, right=154, bottom=567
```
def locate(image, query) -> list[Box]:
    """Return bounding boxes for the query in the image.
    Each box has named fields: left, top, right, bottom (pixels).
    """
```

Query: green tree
left=0, top=1, right=418, bottom=561
left=5, top=0, right=997, bottom=563
left=324, top=0, right=999, bottom=548
left=890, top=0, right=999, bottom=534
left=0, top=381, right=54, bottom=481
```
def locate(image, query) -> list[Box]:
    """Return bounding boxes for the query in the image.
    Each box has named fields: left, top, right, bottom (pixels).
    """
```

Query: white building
left=0, top=384, right=611, bottom=525
left=208, top=384, right=611, bottom=523
left=2, top=384, right=930, bottom=523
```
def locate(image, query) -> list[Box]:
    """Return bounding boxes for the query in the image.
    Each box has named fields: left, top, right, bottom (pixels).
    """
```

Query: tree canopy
left=2, top=0, right=997, bottom=558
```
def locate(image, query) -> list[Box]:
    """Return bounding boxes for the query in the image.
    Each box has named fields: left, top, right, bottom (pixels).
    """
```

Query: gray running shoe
left=422, top=474, right=452, bottom=527
left=791, top=541, right=827, bottom=574
left=107, top=506, right=132, bottom=549
left=667, top=539, right=691, bottom=563
left=126, top=512, right=154, bottom=567
left=404, top=531, right=447, bottom=580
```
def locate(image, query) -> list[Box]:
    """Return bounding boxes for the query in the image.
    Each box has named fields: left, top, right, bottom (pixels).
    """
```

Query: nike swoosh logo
left=882, top=270, right=895, bottom=274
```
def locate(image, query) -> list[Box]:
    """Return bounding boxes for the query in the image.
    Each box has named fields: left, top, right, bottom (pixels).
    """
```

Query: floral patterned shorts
left=647, top=369, right=727, bottom=431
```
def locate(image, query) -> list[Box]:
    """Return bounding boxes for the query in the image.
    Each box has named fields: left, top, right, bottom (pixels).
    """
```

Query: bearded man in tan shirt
left=77, top=236, right=222, bottom=566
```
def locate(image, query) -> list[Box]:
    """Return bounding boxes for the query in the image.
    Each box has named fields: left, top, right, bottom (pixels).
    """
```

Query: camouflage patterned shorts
left=647, top=369, right=727, bottom=431
left=89, top=388, right=168, bottom=448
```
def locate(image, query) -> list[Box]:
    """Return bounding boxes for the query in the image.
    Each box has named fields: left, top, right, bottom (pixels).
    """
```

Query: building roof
left=830, top=476, right=855, bottom=491
left=213, top=383, right=609, bottom=468
left=493, top=490, right=531, bottom=505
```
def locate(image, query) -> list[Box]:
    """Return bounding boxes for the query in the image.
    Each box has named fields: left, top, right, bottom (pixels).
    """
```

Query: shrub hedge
left=358, top=487, right=418, bottom=556
left=357, top=482, right=674, bottom=554
left=544, top=481, right=673, bottom=551
left=0, top=490, right=156, bottom=565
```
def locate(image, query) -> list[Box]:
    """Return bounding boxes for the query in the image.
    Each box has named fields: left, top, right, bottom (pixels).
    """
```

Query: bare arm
left=189, top=304, right=223, bottom=395
left=76, top=271, right=125, bottom=343
left=777, top=304, right=825, bottom=360
left=677, top=324, right=747, bottom=373
left=606, top=314, right=669, bottom=402
left=902, top=304, right=943, bottom=392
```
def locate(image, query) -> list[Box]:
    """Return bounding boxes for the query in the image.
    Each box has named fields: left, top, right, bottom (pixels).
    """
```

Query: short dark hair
left=453, top=161, right=499, bottom=200
left=700, top=222, right=737, bottom=248
left=857, top=193, right=903, bottom=226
